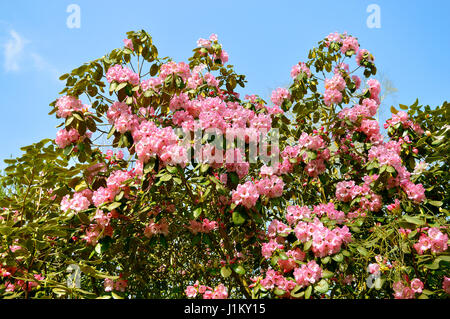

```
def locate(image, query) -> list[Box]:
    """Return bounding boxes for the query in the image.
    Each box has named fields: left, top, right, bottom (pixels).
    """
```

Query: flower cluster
left=84, top=210, right=114, bottom=245
left=413, top=227, right=448, bottom=255
left=159, top=61, right=191, bottom=82
left=393, top=278, right=424, bottom=299
left=293, top=260, right=323, bottom=287
left=231, top=181, right=259, bottom=209
left=335, top=178, right=382, bottom=212
left=92, top=169, right=134, bottom=207
left=291, top=62, right=311, bottom=79
left=278, top=132, right=330, bottom=177
left=144, top=218, right=169, bottom=238
left=323, top=71, right=347, bottom=106
left=270, top=88, right=290, bottom=107
left=185, top=281, right=228, bottom=299
left=106, top=64, right=140, bottom=86
left=356, top=49, right=374, bottom=66
left=55, top=95, right=88, bottom=118
left=61, top=189, right=92, bottom=212
left=294, top=218, right=352, bottom=257
left=55, top=128, right=81, bottom=148
left=196, top=34, right=229, bottom=64
left=258, top=269, right=297, bottom=293
left=104, top=277, right=128, bottom=293
left=255, top=175, right=285, bottom=198
left=385, top=110, right=424, bottom=135
left=188, top=218, right=218, bottom=235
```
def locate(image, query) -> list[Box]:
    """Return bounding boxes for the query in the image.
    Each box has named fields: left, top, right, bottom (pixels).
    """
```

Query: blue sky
left=0, top=0, right=449, bottom=168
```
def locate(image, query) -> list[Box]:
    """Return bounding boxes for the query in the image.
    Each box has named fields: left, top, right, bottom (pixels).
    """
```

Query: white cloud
left=4, top=30, right=27, bottom=72
left=30, top=52, right=60, bottom=79
left=3, top=29, right=60, bottom=79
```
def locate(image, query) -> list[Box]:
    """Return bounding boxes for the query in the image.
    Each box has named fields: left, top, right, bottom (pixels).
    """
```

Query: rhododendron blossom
left=1, top=29, right=446, bottom=301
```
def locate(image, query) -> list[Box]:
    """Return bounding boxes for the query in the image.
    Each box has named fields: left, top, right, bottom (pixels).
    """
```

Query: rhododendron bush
left=0, top=30, right=449, bottom=299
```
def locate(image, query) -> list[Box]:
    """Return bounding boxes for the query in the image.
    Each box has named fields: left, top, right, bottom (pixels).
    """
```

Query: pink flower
left=356, top=49, right=374, bottom=66
left=293, top=260, right=322, bottom=287
left=270, top=88, right=290, bottom=107
left=443, top=277, right=450, bottom=295
left=106, top=64, right=139, bottom=86
left=159, top=61, right=191, bottom=82
left=255, top=175, right=285, bottom=198
left=55, top=128, right=80, bottom=148
left=115, top=279, right=128, bottom=292
left=144, top=219, right=169, bottom=238
left=185, top=285, right=197, bottom=298
left=352, top=75, right=361, bottom=89
left=335, top=180, right=356, bottom=202
left=220, top=50, right=229, bottom=63
left=367, top=79, right=381, bottom=103
left=368, top=263, right=380, bottom=276
left=9, top=245, right=22, bottom=252
left=325, top=74, right=346, bottom=92
left=55, top=96, right=86, bottom=118
left=209, top=34, right=218, bottom=42
left=197, top=38, right=211, bottom=48
left=211, top=284, right=228, bottom=299
left=410, top=278, right=424, bottom=294
left=231, top=181, right=259, bottom=208
left=104, top=278, right=114, bottom=292
left=341, top=36, right=359, bottom=54
left=324, top=89, right=342, bottom=106
left=326, top=32, right=342, bottom=44
left=291, top=62, right=311, bottom=79
left=123, top=39, right=134, bottom=50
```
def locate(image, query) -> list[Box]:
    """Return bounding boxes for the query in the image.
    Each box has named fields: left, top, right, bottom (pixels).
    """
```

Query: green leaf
left=95, top=243, right=102, bottom=255
left=356, top=246, right=368, bottom=257
left=390, top=106, right=398, bottom=114
left=322, top=270, right=334, bottom=279
left=314, top=279, right=329, bottom=294
left=111, top=292, right=123, bottom=299
left=77, top=212, right=90, bottom=224
left=428, top=200, right=443, bottom=207
left=107, top=126, right=116, bottom=139
left=200, top=163, right=210, bottom=174
left=193, top=207, right=202, bottom=218
left=232, top=211, right=246, bottom=225
left=305, top=285, right=312, bottom=299
left=166, top=166, right=178, bottom=174
left=424, top=259, right=440, bottom=270
left=220, top=266, right=232, bottom=278
left=403, top=215, right=425, bottom=226
left=109, top=82, right=117, bottom=92
left=64, top=144, right=74, bottom=156
left=290, top=285, right=304, bottom=298
left=374, top=277, right=383, bottom=290
left=159, top=174, right=172, bottom=182
left=107, top=202, right=121, bottom=211
left=436, top=255, right=450, bottom=263
left=303, top=240, right=312, bottom=251
left=116, top=82, right=128, bottom=92
left=332, top=253, right=344, bottom=263
left=233, top=265, right=246, bottom=275
left=274, top=288, right=286, bottom=296
left=150, top=63, right=159, bottom=77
